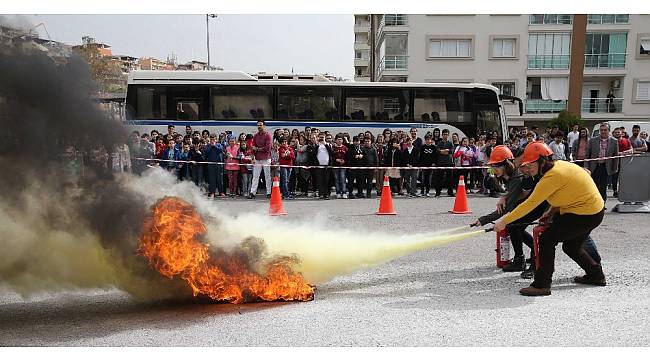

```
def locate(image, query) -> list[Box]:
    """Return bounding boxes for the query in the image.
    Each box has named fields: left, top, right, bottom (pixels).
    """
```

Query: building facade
left=354, top=14, right=650, bottom=126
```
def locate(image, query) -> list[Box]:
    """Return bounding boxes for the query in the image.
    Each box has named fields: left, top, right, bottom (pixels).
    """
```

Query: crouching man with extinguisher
left=494, top=142, right=606, bottom=296
left=472, top=145, right=547, bottom=278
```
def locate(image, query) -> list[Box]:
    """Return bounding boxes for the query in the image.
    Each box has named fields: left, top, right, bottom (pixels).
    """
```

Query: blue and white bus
left=125, top=70, right=517, bottom=142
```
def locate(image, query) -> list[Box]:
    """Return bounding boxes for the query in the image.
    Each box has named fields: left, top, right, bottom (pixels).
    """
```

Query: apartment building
left=354, top=14, right=650, bottom=126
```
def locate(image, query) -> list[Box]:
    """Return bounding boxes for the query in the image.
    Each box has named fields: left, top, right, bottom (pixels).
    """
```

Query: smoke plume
left=0, top=43, right=481, bottom=302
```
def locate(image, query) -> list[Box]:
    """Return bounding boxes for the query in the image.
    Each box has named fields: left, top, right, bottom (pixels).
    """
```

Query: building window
left=529, top=14, right=573, bottom=25
left=384, top=14, right=407, bottom=26
left=587, top=14, right=629, bottom=24
left=356, top=68, right=363, bottom=76
left=634, top=80, right=650, bottom=102
left=528, top=33, right=571, bottom=69
left=638, top=34, right=650, bottom=58
left=492, top=38, right=517, bottom=58
left=355, top=51, right=362, bottom=59
left=492, top=82, right=516, bottom=96
left=428, top=39, right=472, bottom=58
left=584, top=32, right=627, bottom=68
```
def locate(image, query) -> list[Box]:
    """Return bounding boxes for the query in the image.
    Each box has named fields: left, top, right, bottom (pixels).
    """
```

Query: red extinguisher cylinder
left=496, top=229, right=512, bottom=268
left=532, top=224, right=547, bottom=270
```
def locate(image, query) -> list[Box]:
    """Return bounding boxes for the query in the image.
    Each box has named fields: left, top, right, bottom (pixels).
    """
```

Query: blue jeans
left=334, top=168, right=347, bottom=194
left=280, top=167, right=292, bottom=197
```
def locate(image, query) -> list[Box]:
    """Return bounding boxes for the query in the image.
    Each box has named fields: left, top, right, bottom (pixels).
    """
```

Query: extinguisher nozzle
left=485, top=227, right=495, bottom=233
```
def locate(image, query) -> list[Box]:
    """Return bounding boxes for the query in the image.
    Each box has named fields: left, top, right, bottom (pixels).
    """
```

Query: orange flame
left=138, top=197, right=314, bottom=304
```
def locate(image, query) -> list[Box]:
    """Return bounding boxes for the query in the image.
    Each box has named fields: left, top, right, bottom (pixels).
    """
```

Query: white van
left=591, top=121, right=650, bottom=137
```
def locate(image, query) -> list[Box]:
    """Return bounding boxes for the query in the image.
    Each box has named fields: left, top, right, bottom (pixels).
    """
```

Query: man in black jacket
left=435, top=129, right=455, bottom=197
left=402, top=137, right=420, bottom=196
left=348, top=136, right=366, bottom=198
left=419, top=135, right=438, bottom=197
left=363, top=137, right=378, bottom=198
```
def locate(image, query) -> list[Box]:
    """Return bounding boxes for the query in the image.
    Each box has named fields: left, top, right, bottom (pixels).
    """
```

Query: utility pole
left=206, top=14, right=218, bottom=70
left=567, top=14, right=587, bottom=117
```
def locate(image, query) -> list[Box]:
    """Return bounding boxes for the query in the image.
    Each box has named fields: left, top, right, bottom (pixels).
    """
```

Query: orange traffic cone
left=377, top=175, right=397, bottom=215
left=269, top=176, right=287, bottom=216
left=449, top=175, right=472, bottom=214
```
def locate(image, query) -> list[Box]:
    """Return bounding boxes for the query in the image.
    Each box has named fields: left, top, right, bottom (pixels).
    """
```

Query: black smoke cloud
left=0, top=42, right=190, bottom=299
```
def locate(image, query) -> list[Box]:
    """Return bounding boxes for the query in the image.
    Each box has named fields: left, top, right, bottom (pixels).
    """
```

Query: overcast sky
left=12, top=15, right=354, bottom=78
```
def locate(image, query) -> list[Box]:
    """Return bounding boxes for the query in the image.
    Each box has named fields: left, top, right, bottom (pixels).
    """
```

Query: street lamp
left=206, top=14, right=218, bottom=70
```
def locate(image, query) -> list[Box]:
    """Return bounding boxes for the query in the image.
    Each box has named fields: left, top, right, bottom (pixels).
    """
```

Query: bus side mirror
left=499, top=94, right=524, bottom=116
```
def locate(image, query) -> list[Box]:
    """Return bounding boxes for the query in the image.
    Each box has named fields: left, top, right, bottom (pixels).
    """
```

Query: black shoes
left=574, top=275, right=607, bottom=286
left=502, top=255, right=526, bottom=272
left=520, top=262, right=535, bottom=279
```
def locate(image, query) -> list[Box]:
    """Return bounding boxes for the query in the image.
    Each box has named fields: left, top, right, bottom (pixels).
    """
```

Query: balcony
left=525, top=99, right=567, bottom=113
left=379, top=55, right=408, bottom=71
left=529, top=14, right=572, bottom=25
left=584, top=53, right=626, bottom=69
left=354, top=41, right=370, bottom=50
left=587, top=14, right=629, bottom=24
left=354, top=57, right=369, bottom=67
left=376, top=14, right=408, bottom=39
left=527, top=55, right=570, bottom=70
left=354, top=23, right=370, bottom=33
left=582, top=98, right=623, bottom=113
left=526, top=98, right=624, bottom=114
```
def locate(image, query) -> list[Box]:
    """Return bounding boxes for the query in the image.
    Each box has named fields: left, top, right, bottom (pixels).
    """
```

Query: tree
left=548, top=111, right=581, bottom=134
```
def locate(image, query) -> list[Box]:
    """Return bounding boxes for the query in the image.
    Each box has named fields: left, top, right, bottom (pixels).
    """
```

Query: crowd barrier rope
left=133, top=152, right=643, bottom=171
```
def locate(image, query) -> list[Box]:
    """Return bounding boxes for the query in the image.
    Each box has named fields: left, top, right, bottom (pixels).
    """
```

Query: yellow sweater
left=502, top=160, right=604, bottom=224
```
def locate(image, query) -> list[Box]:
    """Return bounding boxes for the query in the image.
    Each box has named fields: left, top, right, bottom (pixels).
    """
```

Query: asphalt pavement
left=1, top=191, right=649, bottom=346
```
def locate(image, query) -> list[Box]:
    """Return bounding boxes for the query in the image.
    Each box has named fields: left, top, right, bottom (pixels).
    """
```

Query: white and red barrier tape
left=134, top=152, right=644, bottom=171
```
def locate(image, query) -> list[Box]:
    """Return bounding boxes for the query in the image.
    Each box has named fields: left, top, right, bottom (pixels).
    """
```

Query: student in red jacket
left=278, top=137, right=296, bottom=198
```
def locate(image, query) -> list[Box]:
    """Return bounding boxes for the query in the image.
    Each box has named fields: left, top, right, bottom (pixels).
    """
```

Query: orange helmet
left=520, top=141, right=554, bottom=165
left=487, top=145, right=514, bottom=165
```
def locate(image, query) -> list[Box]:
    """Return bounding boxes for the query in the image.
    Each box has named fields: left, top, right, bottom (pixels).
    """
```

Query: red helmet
left=487, top=145, right=514, bottom=165
left=520, top=141, right=554, bottom=165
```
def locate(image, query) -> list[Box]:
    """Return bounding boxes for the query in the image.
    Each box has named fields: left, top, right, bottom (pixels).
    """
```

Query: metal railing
left=587, top=14, right=629, bottom=24
left=377, top=14, right=408, bottom=38
left=379, top=55, right=408, bottom=71
left=581, top=98, right=623, bottom=113
left=529, top=14, right=573, bottom=25
left=525, top=99, right=567, bottom=113
left=584, top=53, right=627, bottom=68
left=527, top=55, right=570, bottom=69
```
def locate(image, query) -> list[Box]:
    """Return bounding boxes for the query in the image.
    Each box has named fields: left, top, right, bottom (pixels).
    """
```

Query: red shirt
left=278, top=145, right=295, bottom=166
left=332, top=144, right=348, bottom=166
left=618, top=138, right=632, bottom=153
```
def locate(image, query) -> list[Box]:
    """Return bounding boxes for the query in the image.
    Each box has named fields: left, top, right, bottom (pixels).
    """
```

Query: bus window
left=176, top=101, right=200, bottom=120
left=344, top=87, right=409, bottom=121
left=473, top=88, right=503, bottom=141
left=414, top=88, right=473, bottom=123
left=277, top=86, right=339, bottom=120
left=211, top=86, right=273, bottom=120
left=131, top=85, right=167, bottom=120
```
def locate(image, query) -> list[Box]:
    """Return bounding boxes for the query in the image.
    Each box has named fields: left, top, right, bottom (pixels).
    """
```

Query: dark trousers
left=363, top=169, right=373, bottom=196
left=591, top=163, right=608, bottom=201
left=435, top=168, right=454, bottom=195
left=351, top=168, right=365, bottom=195
left=314, top=167, right=331, bottom=198
left=507, top=201, right=549, bottom=257
left=421, top=169, right=433, bottom=194
left=190, top=165, right=203, bottom=186
left=532, top=209, right=605, bottom=289
left=389, top=177, right=401, bottom=194
left=611, top=171, right=620, bottom=193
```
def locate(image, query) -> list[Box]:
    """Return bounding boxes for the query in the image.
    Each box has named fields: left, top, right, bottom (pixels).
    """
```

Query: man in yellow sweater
left=494, top=142, right=606, bottom=296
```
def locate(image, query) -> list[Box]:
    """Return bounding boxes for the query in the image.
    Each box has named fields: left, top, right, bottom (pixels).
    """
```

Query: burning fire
left=138, top=197, right=314, bottom=304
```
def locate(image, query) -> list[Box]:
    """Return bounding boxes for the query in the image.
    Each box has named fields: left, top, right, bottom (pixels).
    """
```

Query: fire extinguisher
left=496, top=229, right=512, bottom=268
left=532, top=223, right=548, bottom=270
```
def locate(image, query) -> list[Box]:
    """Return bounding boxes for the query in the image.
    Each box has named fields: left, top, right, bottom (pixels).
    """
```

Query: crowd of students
left=65, top=121, right=648, bottom=201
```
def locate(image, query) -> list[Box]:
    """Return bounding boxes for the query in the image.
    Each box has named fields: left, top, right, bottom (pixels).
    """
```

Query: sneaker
left=573, top=275, right=607, bottom=286
left=337, top=194, right=342, bottom=199
left=520, top=263, right=535, bottom=279
left=342, top=193, right=348, bottom=199
left=266, top=194, right=272, bottom=199
left=519, top=286, right=551, bottom=296
left=249, top=193, right=256, bottom=199
left=424, top=193, right=431, bottom=198
left=220, top=193, right=226, bottom=198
